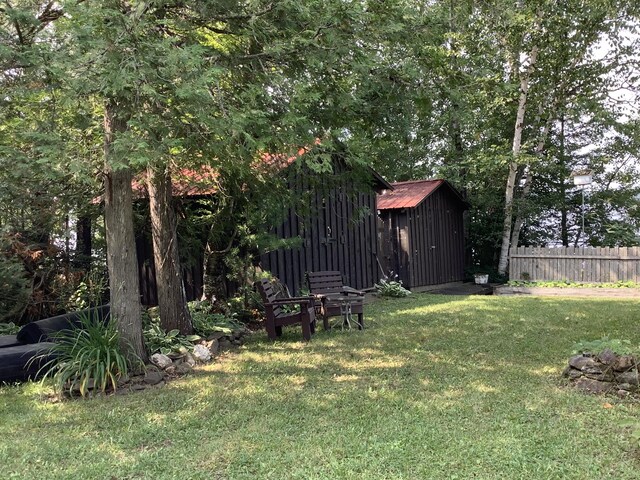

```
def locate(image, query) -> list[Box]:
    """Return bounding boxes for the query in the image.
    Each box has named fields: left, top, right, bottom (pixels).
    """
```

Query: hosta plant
left=375, top=277, right=411, bottom=298
left=143, top=321, right=200, bottom=356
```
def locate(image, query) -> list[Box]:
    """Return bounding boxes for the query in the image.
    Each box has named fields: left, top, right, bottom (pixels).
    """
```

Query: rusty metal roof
left=377, top=179, right=446, bottom=210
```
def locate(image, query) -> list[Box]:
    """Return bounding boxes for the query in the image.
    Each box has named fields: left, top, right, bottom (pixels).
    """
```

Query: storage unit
left=377, top=179, right=468, bottom=289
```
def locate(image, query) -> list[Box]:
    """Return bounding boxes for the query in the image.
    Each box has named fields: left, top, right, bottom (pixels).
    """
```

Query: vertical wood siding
left=261, top=176, right=381, bottom=295
left=509, top=246, right=640, bottom=282
left=379, top=187, right=466, bottom=289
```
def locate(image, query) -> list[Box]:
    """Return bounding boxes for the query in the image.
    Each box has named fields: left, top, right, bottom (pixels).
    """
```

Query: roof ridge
left=391, top=178, right=443, bottom=186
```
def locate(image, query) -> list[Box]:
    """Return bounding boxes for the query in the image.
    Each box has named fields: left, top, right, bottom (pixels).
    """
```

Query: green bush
left=188, top=300, right=243, bottom=336
left=0, top=322, right=19, bottom=335
left=33, top=312, right=135, bottom=397
left=375, top=277, right=411, bottom=298
left=65, top=267, right=108, bottom=311
left=143, top=321, right=200, bottom=356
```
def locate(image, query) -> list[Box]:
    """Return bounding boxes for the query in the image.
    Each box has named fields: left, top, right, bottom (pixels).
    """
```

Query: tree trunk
left=497, top=45, right=539, bottom=276
left=559, top=114, right=569, bottom=247
left=147, top=163, right=193, bottom=334
left=103, top=100, right=147, bottom=365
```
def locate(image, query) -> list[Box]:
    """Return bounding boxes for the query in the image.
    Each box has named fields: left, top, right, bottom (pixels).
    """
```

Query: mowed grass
left=2, top=294, right=640, bottom=479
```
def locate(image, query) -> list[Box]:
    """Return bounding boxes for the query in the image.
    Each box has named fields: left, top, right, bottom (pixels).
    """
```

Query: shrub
left=143, top=320, right=200, bottom=356
left=33, top=312, right=135, bottom=397
left=188, top=300, right=244, bottom=336
left=0, top=322, right=19, bottom=335
left=65, top=267, right=108, bottom=311
left=375, top=277, right=411, bottom=298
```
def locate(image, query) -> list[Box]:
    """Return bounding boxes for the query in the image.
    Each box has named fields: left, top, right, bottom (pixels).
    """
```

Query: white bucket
left=474, top=274, right=489, bottom=285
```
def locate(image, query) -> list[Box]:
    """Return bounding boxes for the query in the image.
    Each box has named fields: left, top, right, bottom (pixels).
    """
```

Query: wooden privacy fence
left=509, top=246, right=640, bottom=283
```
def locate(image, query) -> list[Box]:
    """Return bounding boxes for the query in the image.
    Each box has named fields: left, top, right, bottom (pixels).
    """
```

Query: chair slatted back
left=307, top=271, right=345, bottom=295
left=257, top=278, right=282, bottom=317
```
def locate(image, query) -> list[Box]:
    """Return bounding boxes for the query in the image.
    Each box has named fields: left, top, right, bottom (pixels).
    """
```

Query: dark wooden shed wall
left=136, top=230, right=204, bottom=306
left=135, top=162, right=386, bottom=304
left=261, top=179, right=380, bottom=296
left=378, top=186, right=465, bottom=289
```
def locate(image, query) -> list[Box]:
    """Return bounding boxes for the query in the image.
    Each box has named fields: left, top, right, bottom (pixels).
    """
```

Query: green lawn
left=2, top=295, right=640, bottom=479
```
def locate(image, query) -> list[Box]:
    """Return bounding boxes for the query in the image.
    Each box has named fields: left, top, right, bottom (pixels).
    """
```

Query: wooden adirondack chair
left=307, top=271, right=365, bottom=329
left=256, top=278, right=317, bottom=341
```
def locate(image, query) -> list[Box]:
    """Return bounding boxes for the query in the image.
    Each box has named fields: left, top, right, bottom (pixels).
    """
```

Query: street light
left=571, top=170, right=593, bottom=243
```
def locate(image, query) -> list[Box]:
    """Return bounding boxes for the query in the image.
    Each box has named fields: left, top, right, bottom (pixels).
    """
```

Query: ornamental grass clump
left=34, top=312, right=134, bottom=397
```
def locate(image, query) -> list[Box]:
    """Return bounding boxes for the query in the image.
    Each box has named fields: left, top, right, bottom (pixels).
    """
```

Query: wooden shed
left=132, top=158, right=392, bottom=303
left=377, top=179, right=468, bottom=289
left=261, top=162, right=392, bottom=295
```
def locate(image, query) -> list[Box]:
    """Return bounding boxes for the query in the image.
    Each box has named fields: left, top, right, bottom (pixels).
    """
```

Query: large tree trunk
left=103, top=100, right=147, bottom=364
left=497, top=45, right=538, bottom=276
left=147, top=164, right=193, bottom=334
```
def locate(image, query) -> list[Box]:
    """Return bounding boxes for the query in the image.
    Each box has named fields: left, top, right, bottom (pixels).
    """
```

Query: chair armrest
left=341, top=286, right=365, bottom=296
left=269, top=296, right=316, bottom=307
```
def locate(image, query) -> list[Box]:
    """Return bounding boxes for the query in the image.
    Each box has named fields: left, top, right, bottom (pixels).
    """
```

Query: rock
left=219, top=338, right=232, bottom=350
left=144, top=370, right=165, bottom=385
left=617, top=389, right=631, bottom=398
left=175, top=363, right=193, bottom=375
left=618, top=383, right=637, bottom=392
left=183, top=352, right=196, bottom=367
left=150, top=353, right=173, bottom=370
left=597, top=348, right=618, bottom=366
left=193, top=344, right=212, bottom=363
left=565, top=369, right=583, bottom=380
left=584, top=372, right=615, bottom=382
left=165, top=365, right=176, bottom=375
left=582, top=365, right=605, bottom=375
left=66, top=378, right=95, bottom=396
left=614, top=355, right=636, bottom=372
left=117, top=374, right=130, bottom=387
left=207, top=339, right=219, bottom=356
left=132, top=384, right=146, bottom=391
left=232, top=339, right=242, bottom=346
left=615, top=370, right=639, bottom=385
left=569, top=355, right=599, bottom=371
left=573, top=377, right=614, bottom=395
left=207, top=331, right=227, bottom=341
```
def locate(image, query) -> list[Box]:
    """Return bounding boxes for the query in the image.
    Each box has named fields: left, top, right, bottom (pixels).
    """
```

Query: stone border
left=563, top=349, right=638, bottom=397
left=494, top=286, right=640, bottom=298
